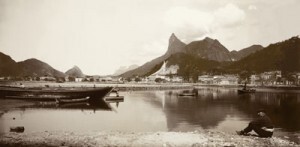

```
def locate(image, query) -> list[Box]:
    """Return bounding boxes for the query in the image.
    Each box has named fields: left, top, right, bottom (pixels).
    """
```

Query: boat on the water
left=178, top=88, right=198, bottom=97
left=0, top=86, right=113, bottom=101
left=238, top=89, right=256, bottom=94
left=238, top=83, right=256, bottom=94
left=178, top=93, right=197, bottom=96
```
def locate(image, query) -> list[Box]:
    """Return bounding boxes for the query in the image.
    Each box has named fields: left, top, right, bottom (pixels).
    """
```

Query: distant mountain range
left=228, top=36, right=300, bottom=73
left=1, top=34, right=299, bottom=78
left=121, top=34, right=266, bottom=78
left=230, top=45, right=263, bottom=61
left=113, top=64, right=139, bottom=76
left=0, top=53, right=84, bottom=77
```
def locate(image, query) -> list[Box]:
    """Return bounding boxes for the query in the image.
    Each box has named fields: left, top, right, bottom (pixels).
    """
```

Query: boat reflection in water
left=2, top=97, right=124, bottom=112
left=37, top=99, right=114, bottom=111
left=0, top=97, right=124, bottom=134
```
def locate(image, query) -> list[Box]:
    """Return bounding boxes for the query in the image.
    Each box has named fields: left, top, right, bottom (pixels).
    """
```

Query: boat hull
left=178, top=93, right=197, bottom=97
left=238, top=89, right=256, bottom=94
left=0, top=86, right=113, bottom=101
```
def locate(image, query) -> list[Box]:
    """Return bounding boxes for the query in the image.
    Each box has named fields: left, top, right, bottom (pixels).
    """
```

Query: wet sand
left=0, top=130, right=298, bottom=147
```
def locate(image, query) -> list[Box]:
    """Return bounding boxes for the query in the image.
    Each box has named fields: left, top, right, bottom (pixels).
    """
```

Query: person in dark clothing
left=237, top=109, right=274, bottom=138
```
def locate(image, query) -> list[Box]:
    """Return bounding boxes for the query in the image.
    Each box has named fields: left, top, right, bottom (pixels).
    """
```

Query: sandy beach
left=1, top=130, right=299, bottom=147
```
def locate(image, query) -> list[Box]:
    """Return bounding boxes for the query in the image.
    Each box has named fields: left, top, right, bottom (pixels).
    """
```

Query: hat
left=257, top=109, right=266, bottom=113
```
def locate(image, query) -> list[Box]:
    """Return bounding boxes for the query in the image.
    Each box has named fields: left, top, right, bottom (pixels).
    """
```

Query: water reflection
left=1, top=88, right=300, bottom=143
left=144, top=88, right=243, bottom=131
left=29, top=100, right=113, bottom=111
left=237, top=92, right=300, bottom=132
left=137, top=87, right=300, bottom=134
left=0, top=99, right=116, bottom=111
left=0, top=98, right=123, bottom=133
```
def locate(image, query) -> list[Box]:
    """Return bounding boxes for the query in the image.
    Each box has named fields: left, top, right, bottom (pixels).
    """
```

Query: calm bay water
left=1, top=87, right=300, bottom=142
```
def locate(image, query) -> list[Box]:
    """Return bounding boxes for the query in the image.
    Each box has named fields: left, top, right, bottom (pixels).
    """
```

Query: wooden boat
left=178, top=93, right=197, bottom=96
left=104, top=87, right=124, bottom=102
left=238, top=83, right=256, bottom=94
left=105, top=96, right=124, bottom=101
left=0, top=86, right=113, bottom=101
left=178, top=89, right=198, bottom=97
left=238, top=89, right=256, bottom=94
left=55, top=96, right=90, bottom=104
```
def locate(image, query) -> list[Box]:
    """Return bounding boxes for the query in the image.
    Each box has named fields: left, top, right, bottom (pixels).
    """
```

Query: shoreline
left=1, top=82, right=300, bottom=146
left=1, top=81, right=300, bottom=91
left=0, top=130, right=299, bottom=147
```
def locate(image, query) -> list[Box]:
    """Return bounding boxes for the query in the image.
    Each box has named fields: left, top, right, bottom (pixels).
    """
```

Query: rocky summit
left=185, top=37, right=232, bottom=62
left=65, top=65, right=85, bottom=77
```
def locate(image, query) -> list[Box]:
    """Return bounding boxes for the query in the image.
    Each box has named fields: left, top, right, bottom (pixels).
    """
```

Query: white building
left=198, top=75, right=238, bottom=85
left=198, top=75, right=214, bottom=84
left=147, top=61, right=182, bottom=82
left=75, top=77, right=83, bottom=82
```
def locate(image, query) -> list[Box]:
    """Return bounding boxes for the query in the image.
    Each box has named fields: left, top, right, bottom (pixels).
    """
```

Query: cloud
left=132, top=41, right=167, bottom=64
left=213, top=4, right=246, bottom=28
left=164, top=3, right=245, bottom=42
left=248, top=5, right=257, bottom=10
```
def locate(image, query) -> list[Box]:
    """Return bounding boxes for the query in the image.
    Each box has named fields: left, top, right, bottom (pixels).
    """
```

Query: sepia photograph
left=0, top=0, right=300, bottom=146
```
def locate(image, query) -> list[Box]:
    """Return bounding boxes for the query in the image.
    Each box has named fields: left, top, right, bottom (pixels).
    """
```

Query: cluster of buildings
left=249, top=71, right=300, bottom=86
left=0, top=75, right=121, bottom=83
left=124, top=62, right=300, bottom=86
left=1, top=62, right=300, bottom=86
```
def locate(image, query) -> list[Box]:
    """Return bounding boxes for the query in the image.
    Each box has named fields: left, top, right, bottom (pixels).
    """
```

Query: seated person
left=237, top=109, right=274, bottom=138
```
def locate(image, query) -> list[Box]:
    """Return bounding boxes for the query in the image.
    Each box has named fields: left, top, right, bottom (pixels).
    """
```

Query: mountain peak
left=169, top=33, right=179, bottom=44
left=166, top=33, right=186, bottom=56
left=204, top=36, right=214, bottom=40
left=203, top=37, right=219, bottom=44
left=185, top=37, right=232, bottom=62
left=18, top=58, right=65, bottom=77
left=65, top=65, right=85, bottom=77
left=72, top=65, right=80, bottom=70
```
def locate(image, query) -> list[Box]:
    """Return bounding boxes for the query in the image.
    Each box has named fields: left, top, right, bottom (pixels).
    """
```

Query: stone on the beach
left=10, top=126, right=25, bottom=133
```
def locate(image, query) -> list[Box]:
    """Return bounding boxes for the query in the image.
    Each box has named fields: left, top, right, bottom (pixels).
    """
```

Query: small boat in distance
left=238, top=89, right=256, bottom=94
left=0, top=86, right=113, bottom=101
left=238, top=83, right=256, bottom=94
left=178, top=88, right=198, bottom=97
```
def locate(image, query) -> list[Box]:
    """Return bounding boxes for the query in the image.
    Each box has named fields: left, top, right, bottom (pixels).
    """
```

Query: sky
left=0, top=0, right=300, bottom=75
